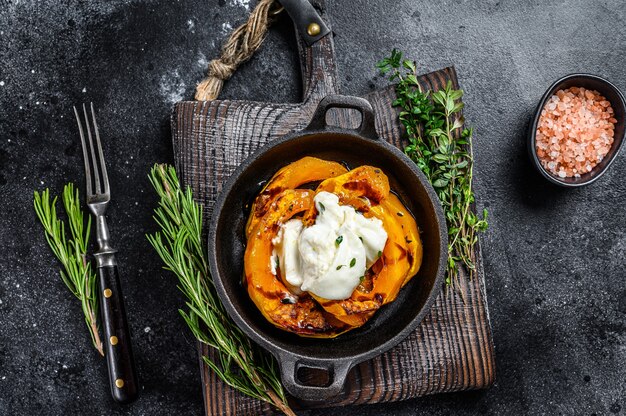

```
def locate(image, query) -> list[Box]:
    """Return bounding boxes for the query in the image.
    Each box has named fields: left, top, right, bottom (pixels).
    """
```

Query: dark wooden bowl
left=528, top=73, right=625, bottom=187
left=208, top=95, right=447, bottom=401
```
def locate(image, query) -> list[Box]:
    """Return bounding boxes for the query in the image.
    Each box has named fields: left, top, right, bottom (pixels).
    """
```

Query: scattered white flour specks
left=187, top=19, right=195, bottom=31
left=31, top=69, right=35, bottom=74
left=82, top=87, right=86, bottom=93
left=159, top=69, right=186, bottom=104
left=144, top=327, right=151, bottom=333
left=196, top=52, right=208, bottom=70
left=0, top=81, right=5, bottom=86
left=221, top=22, right=233, bottom=35
left=62, top=365, right=68, bottom=369
left=230, top=0, right=250, bottom=9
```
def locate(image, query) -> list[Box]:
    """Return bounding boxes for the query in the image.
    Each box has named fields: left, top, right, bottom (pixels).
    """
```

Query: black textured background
left=1, top=1, right=625, bottom=415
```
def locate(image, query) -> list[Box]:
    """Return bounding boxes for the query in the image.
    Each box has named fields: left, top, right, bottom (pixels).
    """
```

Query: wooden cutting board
left=172, top=1, right=495, bottom=414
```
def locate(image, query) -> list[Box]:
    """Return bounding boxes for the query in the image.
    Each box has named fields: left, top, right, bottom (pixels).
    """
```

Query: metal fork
left=74, top=103, right=138, bottom=404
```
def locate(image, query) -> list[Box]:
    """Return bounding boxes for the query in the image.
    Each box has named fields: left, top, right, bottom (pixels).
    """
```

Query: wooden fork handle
left=98, top=265, right=139, bottom=403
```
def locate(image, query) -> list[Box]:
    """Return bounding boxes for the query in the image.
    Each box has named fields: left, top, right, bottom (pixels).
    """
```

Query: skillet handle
left=277, top=353, right=352, bottom=401
left=305, top=95, right=378, bottom=140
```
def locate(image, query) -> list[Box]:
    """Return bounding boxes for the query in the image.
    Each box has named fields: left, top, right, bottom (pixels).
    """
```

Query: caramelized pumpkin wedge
left=244, top=158, right=423, bottom=337
left=245, top=157, right=347, bottom=237
left=244, top=188, right=351, bottom=337
left=302, top=165, right=391, bottom=226
left=385, top=193, right=423, bottom=285
left=315, top=165, right=390, bottom=209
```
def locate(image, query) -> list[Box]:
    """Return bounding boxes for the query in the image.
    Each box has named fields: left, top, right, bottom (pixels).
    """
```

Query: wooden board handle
left=295, top=0, right=340, bottom=103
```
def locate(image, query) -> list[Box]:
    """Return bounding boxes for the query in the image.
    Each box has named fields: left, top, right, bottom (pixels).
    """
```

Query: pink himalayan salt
left=535, top=87, right=616, bottom=178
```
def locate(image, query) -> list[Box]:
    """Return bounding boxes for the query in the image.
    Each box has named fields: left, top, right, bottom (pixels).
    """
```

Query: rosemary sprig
left=33, top=184, right=103, bottom=356
left=146, top=164, right=294, bottom=416
left=377, top=49, right=488, bottom=286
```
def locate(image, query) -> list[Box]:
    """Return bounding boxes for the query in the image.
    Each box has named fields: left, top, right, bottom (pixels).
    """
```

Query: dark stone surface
left=1, top=0, right=624, bottom=415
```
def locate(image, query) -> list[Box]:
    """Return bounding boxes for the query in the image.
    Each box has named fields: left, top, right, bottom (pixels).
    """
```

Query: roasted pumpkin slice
left=244, top=188, right=351, bottom=337
left=245, top=157, right=347, bottom=237
left=302, top=165, right=391, bottom=226
left=315, top=165, right=390, bottom=208
left=384, top=193, right=423, bottom=285
left=244, top=158, right=423, bottom=337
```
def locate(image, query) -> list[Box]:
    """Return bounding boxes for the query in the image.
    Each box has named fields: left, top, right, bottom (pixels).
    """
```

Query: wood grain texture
left=171, top=1, right=495, bottom=414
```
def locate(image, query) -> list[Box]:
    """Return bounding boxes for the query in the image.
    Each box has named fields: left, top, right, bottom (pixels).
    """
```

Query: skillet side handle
left=278, top=353, right=352, bottom=402
left=305, top=95, right=378, bottom=140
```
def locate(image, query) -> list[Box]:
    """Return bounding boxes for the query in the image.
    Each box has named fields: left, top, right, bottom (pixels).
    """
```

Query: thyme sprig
left=33, top=184, right=103, bottom=356
left=377, top=49, right=488, bottom=285
left=146, top=164, right=294, bottom=416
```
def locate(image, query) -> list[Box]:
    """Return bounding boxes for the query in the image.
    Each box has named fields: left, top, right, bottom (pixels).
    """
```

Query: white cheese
left=270, top=191, right=387, bottom=300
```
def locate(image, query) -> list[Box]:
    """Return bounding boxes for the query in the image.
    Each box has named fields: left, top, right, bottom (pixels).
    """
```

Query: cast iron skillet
left=208, top=95, right=447, bottom=401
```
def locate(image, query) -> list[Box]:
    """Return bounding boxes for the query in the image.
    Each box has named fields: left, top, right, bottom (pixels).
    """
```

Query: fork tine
left=90, top=103, right=109, bottom=195
left=82, top=103, right=101, bottom=195
left=74, top=105, right=93, bottom=197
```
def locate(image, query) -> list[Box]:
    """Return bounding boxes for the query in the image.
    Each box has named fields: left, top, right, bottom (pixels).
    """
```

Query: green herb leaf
left=402, top=59, right=416, bottom=73
left=335, top=235, right=343, bottom=246
left=147, top=164, right=293, bottom=415
left=319, top=202, right=325, bottom=212
left=432, top=178, right=448, bottom=188
left=34, top=184, right=103, bottom=356
left=350, top=258, right=356, bottom=268
left=378, top=51, right=488, bottom=287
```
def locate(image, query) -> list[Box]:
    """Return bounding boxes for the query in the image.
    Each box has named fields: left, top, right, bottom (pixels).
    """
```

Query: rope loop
left=195, top=0, right=280, bottom=101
